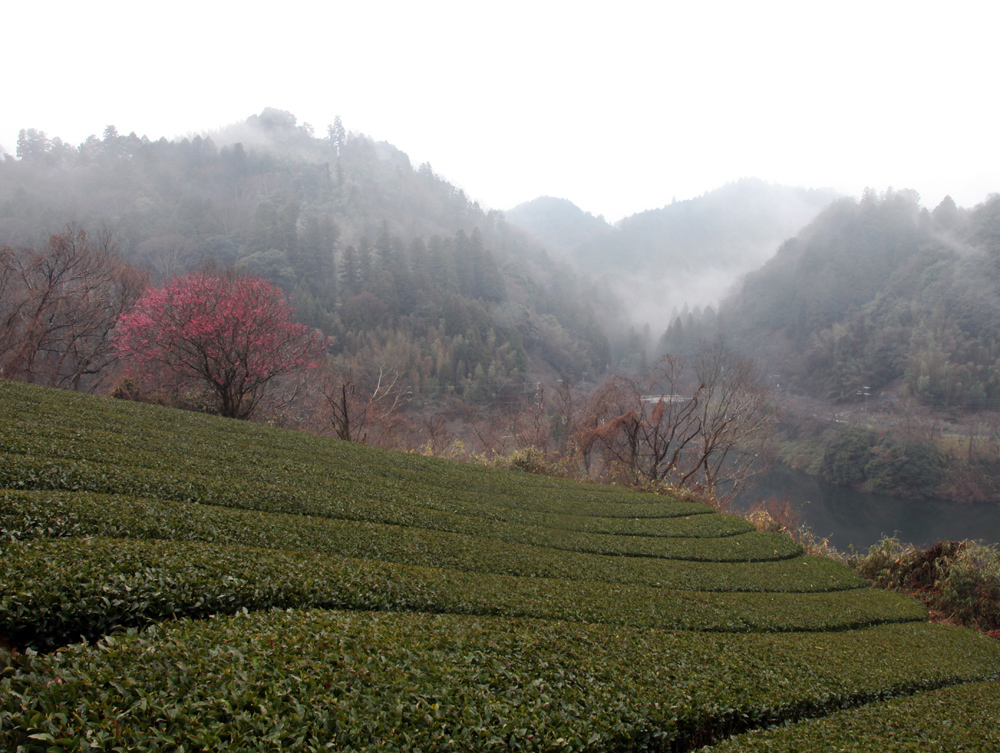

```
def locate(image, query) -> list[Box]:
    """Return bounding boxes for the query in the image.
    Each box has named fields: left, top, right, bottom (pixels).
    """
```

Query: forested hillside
left=673, top=188, right=1000, bottom=408
left=0, top=109, right=611, bottom=401
left=506, top=196, right=612, bottom=254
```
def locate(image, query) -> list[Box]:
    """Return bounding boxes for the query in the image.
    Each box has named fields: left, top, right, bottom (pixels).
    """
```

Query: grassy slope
left=1, top=379, right=999, bottom=751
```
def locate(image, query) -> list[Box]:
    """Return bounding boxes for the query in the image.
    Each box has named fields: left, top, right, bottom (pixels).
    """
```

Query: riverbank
left=776, top=392, right=1000, bottom=505
left=738, top=465, right=1000, bottom=551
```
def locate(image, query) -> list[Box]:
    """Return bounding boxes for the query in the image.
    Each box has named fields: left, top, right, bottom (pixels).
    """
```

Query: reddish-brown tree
left=575, top=342, right=777, bottom=504
left=114, top=271, right=326, bottom=419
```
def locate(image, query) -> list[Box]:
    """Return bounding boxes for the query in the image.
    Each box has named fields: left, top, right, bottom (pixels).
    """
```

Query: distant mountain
left=573, top=178, right=839, bottom=277
left=505, top=180, right=839, bottom=342
left=506, top=196, right=611, bottom=254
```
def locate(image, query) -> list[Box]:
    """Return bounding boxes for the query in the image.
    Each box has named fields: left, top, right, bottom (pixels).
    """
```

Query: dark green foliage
left=820, top=427, right=947, bottom=497
left=821, top=427, right=878, bottom=485
left=1, top=490, right=820, bottom=571
left=861, top=438, right=947, bottom=496
left=0, top=537, right=921, bottom=653
left=2, top=615, right=998, bottom=752
left=711, top=681, right=1000, bottom=751
left=1, top=380, right=999, bottom=750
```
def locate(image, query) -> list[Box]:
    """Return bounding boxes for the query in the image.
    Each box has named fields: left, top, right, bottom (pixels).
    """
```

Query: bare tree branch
left=0, top=226, right=149, bottom=392
left=573, top=342, right=778, bottom=504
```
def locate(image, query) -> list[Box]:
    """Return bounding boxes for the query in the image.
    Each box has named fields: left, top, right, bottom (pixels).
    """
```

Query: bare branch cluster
left=320, top=365, right=410, bottom=446
left=0, top=227, right=148, bottom=392
left=574, top=343, right=778, bottom=505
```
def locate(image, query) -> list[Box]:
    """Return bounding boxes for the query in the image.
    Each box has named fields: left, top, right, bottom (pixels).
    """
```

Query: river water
left=736, top=465, right=1000, bottom=552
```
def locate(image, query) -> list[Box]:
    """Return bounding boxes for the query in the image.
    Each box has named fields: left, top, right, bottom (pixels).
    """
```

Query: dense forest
left=0, top=109, right=612, bottom=404
left=691, top=188, right=1000, bottom=408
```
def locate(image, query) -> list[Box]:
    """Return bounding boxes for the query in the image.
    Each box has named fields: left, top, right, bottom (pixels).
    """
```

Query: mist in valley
left=506, top=179, right=840, bottom=360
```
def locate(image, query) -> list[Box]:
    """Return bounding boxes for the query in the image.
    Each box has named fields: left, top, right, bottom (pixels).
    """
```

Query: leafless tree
left=469, top=385, right=551, bottom=458
left=575, top=342, right=778, bottom=505
left=0, top=226, right=148, bottom=392
left=418, top=413, right=452, bottom=456
left=321, top=365, right=409, bottom=446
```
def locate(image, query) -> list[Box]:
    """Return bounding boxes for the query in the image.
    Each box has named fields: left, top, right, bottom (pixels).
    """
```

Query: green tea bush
left=2, top=613, right=999, bottom=753
left=2, top=380, right=998, bottom=750
left=708, top=680, right=1000, bottom=751
left=0, top=488, right=794, bottom=562
left=0, top=491, right=854, bottom=591
left=0, top=537, right=924, bottom=652
left=1, top=415, right=729, bottom=533
left=1, top=380, right=711, bottom=520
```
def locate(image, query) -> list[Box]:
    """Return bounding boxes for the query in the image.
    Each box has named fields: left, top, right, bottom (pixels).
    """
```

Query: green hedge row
left=0, top=380, right=708, bottom=520
left=0, top=448, right=720, bottom=534
left=710, top=680, right=1000, bottom=751
left=0, top=537, right=925, bottom=652
left=0, top=490, right=859, bottom=590
left=0, top=462, right=785, bottom=560
left=3, top=612, right=999, bottom=752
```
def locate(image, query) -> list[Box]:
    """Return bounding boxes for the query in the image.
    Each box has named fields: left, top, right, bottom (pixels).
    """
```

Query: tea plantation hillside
left=2, top=379, right=999, bottom=751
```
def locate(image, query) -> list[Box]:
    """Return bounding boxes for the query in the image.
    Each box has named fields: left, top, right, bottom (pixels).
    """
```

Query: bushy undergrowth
left=850, top=537, right=1000, bottom=635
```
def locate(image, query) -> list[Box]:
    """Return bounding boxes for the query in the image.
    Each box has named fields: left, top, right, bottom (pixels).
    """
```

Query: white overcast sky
left=3, top=0, right=996, bottom=222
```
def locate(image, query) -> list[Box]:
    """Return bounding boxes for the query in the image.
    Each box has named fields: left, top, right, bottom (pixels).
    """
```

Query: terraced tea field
left=2, top=379, right=999, bottom=750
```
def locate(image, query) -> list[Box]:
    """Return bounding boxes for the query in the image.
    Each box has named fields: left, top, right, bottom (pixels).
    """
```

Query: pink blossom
left=114, top=272, right=326, bottom=419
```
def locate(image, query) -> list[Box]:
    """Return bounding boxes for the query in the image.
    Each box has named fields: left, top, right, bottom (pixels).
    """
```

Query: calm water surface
left=737, top=465, right=1000, bottom=552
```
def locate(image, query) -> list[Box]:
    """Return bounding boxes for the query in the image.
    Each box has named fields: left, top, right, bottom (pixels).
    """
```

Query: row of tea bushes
left=0, top=474, right=776, bottom=561
left=0, top=482, right=754, bottom=547
left=0, top=491, right=848, bottom=588
left=3, top=611, right=999, bottom=752
left=0, top=537, right=925, bottom=652
left=0, top=450, right=721, bottom=535
left=709, top=680, right=1000, bottom=751
left=4, top=380, right=998, bottom=750
left=0, top=381, right=704, bottom=520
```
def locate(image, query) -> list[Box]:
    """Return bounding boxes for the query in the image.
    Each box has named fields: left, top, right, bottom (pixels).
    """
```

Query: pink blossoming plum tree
left=115, top=272, right=326, bottom=419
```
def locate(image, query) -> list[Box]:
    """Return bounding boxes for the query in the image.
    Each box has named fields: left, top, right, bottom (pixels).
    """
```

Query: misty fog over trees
left=1, top=110, right=612, bottom=406
left=508, top=179, right=838, bottom=342
left=693, top=188, right=1000, bottom=407
left=4, top=107, right=1000, bottom=503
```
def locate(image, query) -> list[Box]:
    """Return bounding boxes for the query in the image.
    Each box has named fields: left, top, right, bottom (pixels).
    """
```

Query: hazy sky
left=4, top=0, right=996, bottom=222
